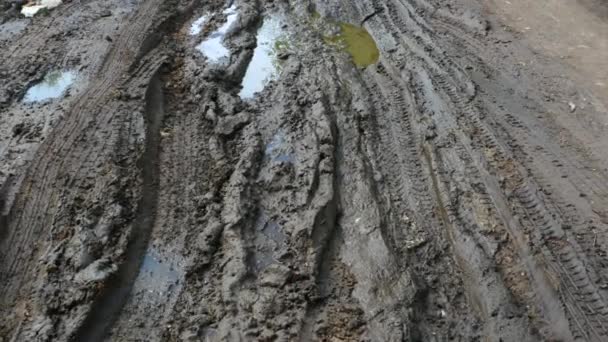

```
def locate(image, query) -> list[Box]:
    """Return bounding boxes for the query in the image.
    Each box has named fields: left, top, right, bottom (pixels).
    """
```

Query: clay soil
left=1, top=0, right=608, bottom=341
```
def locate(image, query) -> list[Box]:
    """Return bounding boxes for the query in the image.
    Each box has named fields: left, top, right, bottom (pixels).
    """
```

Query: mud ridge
left=72, top=70, right=165, bottom=342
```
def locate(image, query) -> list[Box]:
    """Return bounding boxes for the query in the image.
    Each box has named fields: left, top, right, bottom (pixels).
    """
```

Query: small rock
left=568, top=101, right=576, bottom=113
left=99, top=10, right=112, bottom=17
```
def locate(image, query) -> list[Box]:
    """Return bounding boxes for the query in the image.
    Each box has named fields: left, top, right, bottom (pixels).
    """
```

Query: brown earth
left=1, top=0, right=608, bottom=341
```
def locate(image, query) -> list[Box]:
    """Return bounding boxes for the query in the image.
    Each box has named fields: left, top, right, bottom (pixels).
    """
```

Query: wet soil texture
left=1, top=0, right=608, bottom=341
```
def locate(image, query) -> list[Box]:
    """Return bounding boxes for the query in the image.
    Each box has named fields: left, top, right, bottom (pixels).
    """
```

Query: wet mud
left=1, top=0, right=608, bottom=341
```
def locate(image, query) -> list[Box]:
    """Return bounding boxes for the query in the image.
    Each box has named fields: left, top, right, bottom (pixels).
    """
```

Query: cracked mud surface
left=1, top=0, right=608, bottom=341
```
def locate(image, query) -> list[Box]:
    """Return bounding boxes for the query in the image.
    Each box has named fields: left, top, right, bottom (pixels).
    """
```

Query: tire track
left=0, top=0, right=166, bottom=339
left=361, top=0, right=608, bottom=338
left=72, top=67, right=165, bottom=342
left=0, top=0, right=164, bottom=301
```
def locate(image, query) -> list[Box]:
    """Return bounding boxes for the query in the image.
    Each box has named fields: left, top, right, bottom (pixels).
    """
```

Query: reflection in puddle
left=265, top=131, right=295, bottom=163
left=190, top=15, right=208, bottom=36
left=196, top=5, right=238, bottom=63
left=239, top=16, right=286, bottom=99
left=23, top=70, right=75, bottom=103
left=21, top=0, right=62, bottom=17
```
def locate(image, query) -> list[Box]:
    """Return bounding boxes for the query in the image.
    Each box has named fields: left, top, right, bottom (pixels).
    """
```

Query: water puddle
left=23, top=70, right=75, bottom=103
left=265, top=130, right=295, bottom=163
left=0, top=20, right=28, bottom=39
left=253, top=211, right=286, bottom=271
left=262, top=219, right=286, bottom=245
left=189, top=15, right=208, bottom=36
left=196, top=5, right=238, bottom=63
left=239, top=16, right=288, bottom=99
left=21, top=0, right=62, bottom=17
left=324, top=22, right=379, bottom=67
left=312, top=12, right=380, bottom=67
left=137, top=249, right=181, bottom=295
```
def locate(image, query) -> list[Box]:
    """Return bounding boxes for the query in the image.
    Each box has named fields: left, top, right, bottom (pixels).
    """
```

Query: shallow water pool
left=23, top=70, right=75, bottom=103
left=239, top=16, right=287, bottom=99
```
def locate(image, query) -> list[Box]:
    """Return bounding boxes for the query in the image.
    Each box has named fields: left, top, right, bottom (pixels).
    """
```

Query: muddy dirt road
left=1, top=0, right=608, bottom=340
